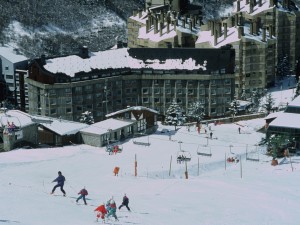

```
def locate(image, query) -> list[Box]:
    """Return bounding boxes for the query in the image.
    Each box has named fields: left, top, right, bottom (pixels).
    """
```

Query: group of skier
left=50, top=171, right=130, bottom=222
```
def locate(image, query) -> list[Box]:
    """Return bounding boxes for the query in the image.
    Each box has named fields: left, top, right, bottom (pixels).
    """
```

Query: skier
left=118, top=194, right=130, bottom=211
left=210, top=132, right=213, bottom=139
left=94, top=203, right=107, bottom=223
left=106, top=198, right=118, bottom=221
left=76, top=187, right=88, bottom=205
left=238, top=127, right=241, bottom=134
left=51, top=171, right=66, bottom=196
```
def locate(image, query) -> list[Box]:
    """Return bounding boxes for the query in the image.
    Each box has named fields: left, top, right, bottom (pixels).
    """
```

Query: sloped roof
left=106, top=106, right=159, bottom=118
left=0, top=46, right=27, bottom=63
left=34, top=116, right=89, bottom=136
left=0, top=110, right=34, bottom=128
left=80, top=118, right=135, bottom=135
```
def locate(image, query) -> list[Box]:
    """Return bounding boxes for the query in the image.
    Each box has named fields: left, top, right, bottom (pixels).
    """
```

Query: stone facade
left=27, top=47, right=235, bottom=122
left=128, top=0, right=300, bottom=99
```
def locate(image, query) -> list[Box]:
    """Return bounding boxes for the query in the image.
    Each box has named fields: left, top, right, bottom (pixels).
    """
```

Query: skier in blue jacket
left=51, top=171, right=66, bottom=196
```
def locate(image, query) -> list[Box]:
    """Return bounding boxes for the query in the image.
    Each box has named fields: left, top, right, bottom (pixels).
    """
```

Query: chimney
left=250, top=21, right=253, bottom=35
left=237, top=1, right=240, bottom=12
left=214, top=30, right=218, bottom=46
left=249, top=2, right=253, bottom=14
left=238, top=26, right=244, bottom=38
left=182, top=17, right=186, bottom=28
left=253, top=0, right=257, bottom=5
left=79, top=46, right=89, bottom=59
left=262, top=26, right=266, bottom=42
left=192, top=16, right=196, bottom=28
left=218, top=22, right=222, bottom=38
left=211, top=21, right=215, bottom=36
left=235, top=14, right=239, bottom=27
left=269, top=25, right=273, bottom=38
left=174, top=20, right=177, bottom=31
left=160, top=22, right=164, bottom=36
left=239, top=12, right=243, bottom=26
left=146, top=20, right=149, bottom=33
left=258, top=0, right=262, bottom=7
left=167, top=21, right=170, bottom=33
left=139, top=10, right=142, bottom=18
left=269, top=0, right=274, bottom=7
left=154, top=18, right=158, bottom=34
left=133, top=10, right=137, bottom=16
left=253, top=19, right=257, bottom=35
left=223, top=23, right=228, bottom=39
left=246, top=0, right=249, bottom=4
left=189, top=20, right=192, bottom=32
left=41, top=54, right=46, bottom=65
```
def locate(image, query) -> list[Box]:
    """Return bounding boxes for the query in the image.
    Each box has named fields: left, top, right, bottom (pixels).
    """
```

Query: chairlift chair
left=0, top=114, right=22, bottom=134
left=177, top=150, right=191, bottom=163
left=197, top=145, right=212, bottom=157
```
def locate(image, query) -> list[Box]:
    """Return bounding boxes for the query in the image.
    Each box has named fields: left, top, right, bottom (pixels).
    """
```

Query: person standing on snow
left=76, top=187, right=88, bottom=205
left=118, top=194, right=130, bottom=211
left=106, top=198, right=118, bottom=221
left=51, top=171, right=66, bottom=196
left=94, top=203, right=107, bottom=223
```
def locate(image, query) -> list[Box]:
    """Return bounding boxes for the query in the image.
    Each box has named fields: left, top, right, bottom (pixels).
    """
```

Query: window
left=6, top=75, right=13, bottom=79
left=154, top=98, right=160, bottom=103
left=5, top=66, right=9, bottom=70
left=65, top=88, right=71, bottom=93
left=77, top=106, right=82, bottom=111
left=166, top=89, right=171, bottom=94
left=166, top=98, right=171, bottom=103
left=50, top=109, right=56, bottom=115
left=143, top=98, right=149, bottom=103
left=188, top=89, right=194, bottom=95
left=211, top=89, right=216, bottom=95
left=142, top=88, right=148, bottom=94
left=224, top=88, right=231, bottom=94
left=50, top=99, right=56, bottom=105
left=66, top=108, right=72, bottom=113
left=66, top=97, right=72, bottom=104
left=154, top=88, right=160, bottom=94
left=75, top=87, right=82, bottom=93
left=85, top=85, right=92, bottom=91
left=49, top=89, right=56, bottom=95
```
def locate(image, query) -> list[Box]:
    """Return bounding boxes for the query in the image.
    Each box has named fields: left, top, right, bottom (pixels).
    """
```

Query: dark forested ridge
left=0, top=0, right=144, bottom=58
left=0, top=0, right=299, bottom=59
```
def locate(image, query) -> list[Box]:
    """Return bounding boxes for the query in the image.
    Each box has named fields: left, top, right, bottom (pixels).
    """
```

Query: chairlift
left=177, top=150, right=191, bottom=163
left=0, top=113, right=22, bottom=135
left=197, top=145, right=212, bottom=157
left=246, top=146, right=259, bottom=162
left=106, top=143, right=123, bottom=155
left=132, top=131, right=150, bottom=146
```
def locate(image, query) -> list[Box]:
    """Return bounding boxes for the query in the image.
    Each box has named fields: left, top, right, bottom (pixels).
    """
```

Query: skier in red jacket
left=76, top=187, right=88, bottom=205
left=94, top=204, right=107, bottom=222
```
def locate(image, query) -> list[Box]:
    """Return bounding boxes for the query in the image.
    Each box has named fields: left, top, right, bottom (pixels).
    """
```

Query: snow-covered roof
left=287, top=95, right=300, bottom=107
left=232, top=0, right=274, bottom=16
left=0, top=110, right=34, bottom=128
left=0, top=46, right=27, bottom=63
left=43, top=48, right=208, bottom=77
left=196, top=23, right=275, bottom=48
left=80, top=118, right=135, bottom=135
left=32, top=115, right=89, bottom=136
left=106, top=106, right=159, bottom=118
left=138, top=26, right=178, bottom=43
left=264, top=111, right=283, bottom=120
left=269, top=112, right=300, bottom=129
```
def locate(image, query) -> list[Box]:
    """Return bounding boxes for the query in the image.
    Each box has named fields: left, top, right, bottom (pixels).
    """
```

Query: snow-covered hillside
left=1, top=99, right=300, bottom=225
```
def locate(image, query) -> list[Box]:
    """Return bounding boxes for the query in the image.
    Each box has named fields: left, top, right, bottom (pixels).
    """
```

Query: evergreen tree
left=251, top=90, right=260, bottom=110
left=277, top=55, right=290, bottom=79
left=294, top=81, right=300, bottom=99
left=79, top=111, right=94, bottom=125
left=262, top=93, right=274, bottom=114
left=187, top=101, right=205, bottom=123
left=165, top=98, right=186, bottom=128
left=229, top=99, right=240, bottom=121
